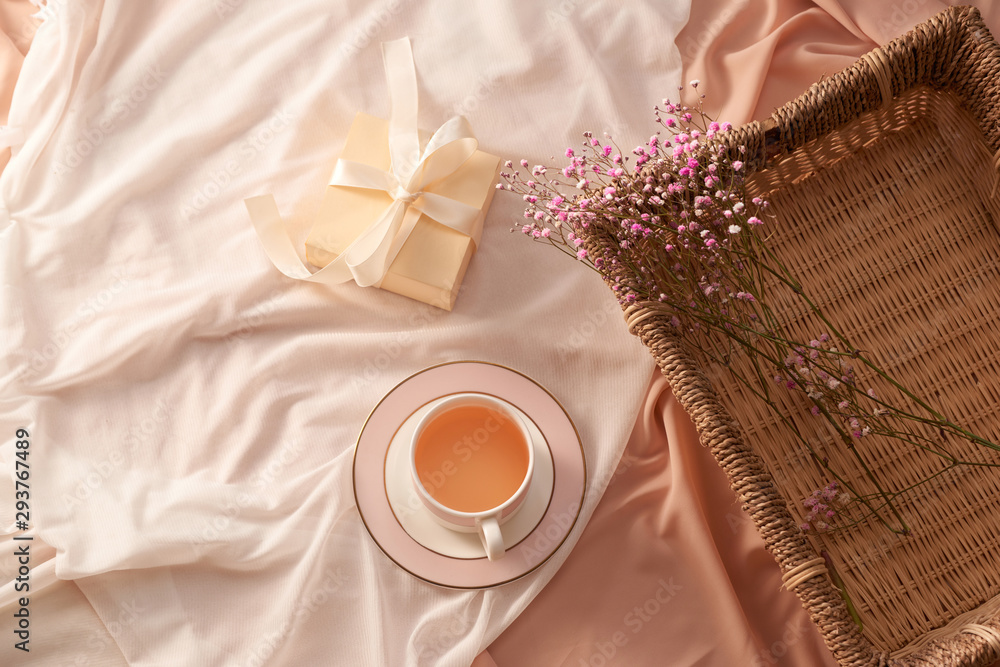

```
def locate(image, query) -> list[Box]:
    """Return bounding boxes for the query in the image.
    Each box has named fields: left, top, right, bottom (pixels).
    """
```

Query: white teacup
left=409, top=393, right=535, bottom=561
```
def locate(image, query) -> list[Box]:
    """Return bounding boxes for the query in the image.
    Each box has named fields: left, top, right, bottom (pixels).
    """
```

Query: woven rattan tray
left=611, top=6, right=1000, bottom=666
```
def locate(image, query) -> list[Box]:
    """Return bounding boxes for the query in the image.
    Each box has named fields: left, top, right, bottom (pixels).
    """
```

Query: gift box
left=305, top=112, right=501, bottom=311
left=244, top=38, right=500, bottom=312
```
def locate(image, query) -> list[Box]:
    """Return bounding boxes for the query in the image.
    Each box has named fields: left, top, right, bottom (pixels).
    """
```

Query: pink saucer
left=353, top=361, right=587, bottom=589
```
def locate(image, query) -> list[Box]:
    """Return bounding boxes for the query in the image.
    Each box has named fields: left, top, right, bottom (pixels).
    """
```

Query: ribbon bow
left=245, top=38, right=483, bottom=287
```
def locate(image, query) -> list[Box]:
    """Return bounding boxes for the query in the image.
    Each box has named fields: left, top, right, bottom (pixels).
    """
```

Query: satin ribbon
left=245, top=38, right=484, bottom=288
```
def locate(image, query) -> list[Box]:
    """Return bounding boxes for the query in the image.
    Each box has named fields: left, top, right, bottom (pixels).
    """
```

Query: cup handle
left=476, top=516, right=505, bottom=561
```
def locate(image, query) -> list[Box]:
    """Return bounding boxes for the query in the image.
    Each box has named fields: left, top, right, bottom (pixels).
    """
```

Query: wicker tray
left=608, top=6, right=1000, bottom=666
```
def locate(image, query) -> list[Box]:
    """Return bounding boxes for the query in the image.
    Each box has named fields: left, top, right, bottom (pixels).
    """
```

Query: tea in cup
left=410, top=393, right=534, bottom=560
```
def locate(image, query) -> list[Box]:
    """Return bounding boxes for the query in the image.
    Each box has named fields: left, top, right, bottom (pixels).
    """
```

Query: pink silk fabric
left=484, top=1, right=1000, bottom=666
left=0, top=0, right=35, bottom=172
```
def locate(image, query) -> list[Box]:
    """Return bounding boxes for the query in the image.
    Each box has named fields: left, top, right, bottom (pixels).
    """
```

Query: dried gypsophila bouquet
left=499, top=80, right=1000, bottom=538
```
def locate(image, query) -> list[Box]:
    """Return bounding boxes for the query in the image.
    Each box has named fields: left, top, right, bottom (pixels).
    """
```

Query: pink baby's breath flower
left=500, top=97, right=964, bottom=540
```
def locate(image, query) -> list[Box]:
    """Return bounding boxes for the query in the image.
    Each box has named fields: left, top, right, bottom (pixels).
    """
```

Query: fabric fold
left=0, top=1, right=674, bottom=665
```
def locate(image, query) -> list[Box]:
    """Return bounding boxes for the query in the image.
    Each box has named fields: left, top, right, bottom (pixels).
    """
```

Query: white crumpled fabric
left=0, top=0, right=685, bottom=664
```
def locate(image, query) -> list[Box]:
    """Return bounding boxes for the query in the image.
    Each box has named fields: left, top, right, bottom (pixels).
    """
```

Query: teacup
left=409, top=393, right=534, bottom=561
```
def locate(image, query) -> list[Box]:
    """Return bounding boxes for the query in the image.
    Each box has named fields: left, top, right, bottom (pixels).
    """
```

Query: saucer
left=384, top=395, right=555, bottom=559
left=353, top=361, right=586, bottom=589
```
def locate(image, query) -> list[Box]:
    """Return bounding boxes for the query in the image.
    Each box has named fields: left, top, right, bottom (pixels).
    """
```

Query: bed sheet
left=0, top=1, right=690, bottom=665
left=8, top=2, right=1000, bottom=666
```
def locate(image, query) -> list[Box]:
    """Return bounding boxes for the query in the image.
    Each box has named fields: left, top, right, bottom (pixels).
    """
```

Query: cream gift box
left=305, top=112, right=501, bottom=311
left=244, top=38, right=500, bottom=312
